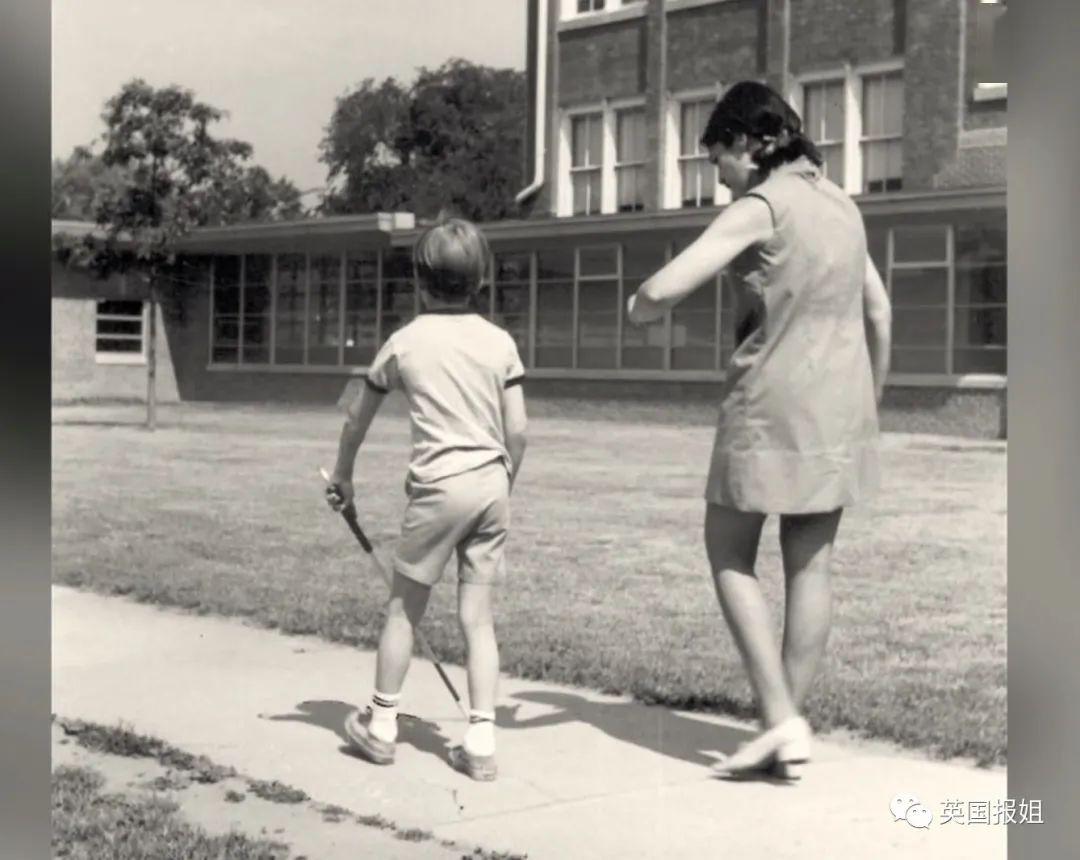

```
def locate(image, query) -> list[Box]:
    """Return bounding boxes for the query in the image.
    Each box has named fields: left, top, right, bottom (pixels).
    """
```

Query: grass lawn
left=51, top=398, right=1006, bottom=765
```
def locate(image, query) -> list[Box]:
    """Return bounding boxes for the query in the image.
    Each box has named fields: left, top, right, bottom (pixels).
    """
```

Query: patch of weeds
left=248, top=779, right=308, bottom=804
left=56, top=717, right=237, bottom=784
left=320, top=803, right=351, bottom=823
left=144, top=771, right=191, bottom=792
left=356, top=812, right=396, bottom=830
left=396, top=827, right=433, bottom=842
left=224, top=789, right=246, bottom=803
left=52, top=765, right=291, bottom=860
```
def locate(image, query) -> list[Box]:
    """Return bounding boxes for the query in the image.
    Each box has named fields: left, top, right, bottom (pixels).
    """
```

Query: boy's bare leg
left=779, top=509, right=842, bottom=709
left=374, top=572, right=432, bottom=698
left=458, top=582, right=499, bottom=714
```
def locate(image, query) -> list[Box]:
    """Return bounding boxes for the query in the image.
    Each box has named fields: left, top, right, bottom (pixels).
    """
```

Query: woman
left=628, top=81, right=892, bottom=778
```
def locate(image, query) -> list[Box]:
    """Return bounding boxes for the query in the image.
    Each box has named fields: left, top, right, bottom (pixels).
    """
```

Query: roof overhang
left=175, top=212, right=415, bottom=254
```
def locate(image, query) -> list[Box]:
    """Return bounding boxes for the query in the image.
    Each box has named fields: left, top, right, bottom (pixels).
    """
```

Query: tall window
left=802, top=80, right=846, bottom=186
left=95, top=300, right=145, bottom=361
left=344, top=252, right=379, bottom=366
left=211, top=256, right=241, bottom=363
left=615, top=108, right=646, bottom=212
left=570, top=113, right=603, bottom=216
left=535, top=249, right=574, bottom=367
left=492, top=254, right=531, bottom=361
left=861, top=71, right=904, bottom=193
left=621, top=240, right=668, bottom=369
left=242, top=256, right=272, bottom=364
left=307, top=256, right=341, bottom=365
left=670, top=239, right=719, bottom=370
left=678, top=99, right=719, bottom=208
left=888, top=225, right=949, bottom=373
left=380, top=249, right=416, bottom=342
left=274, top=254, right=306, bottom=364
left=953, top=219, right=1006, bottom=374
left=576, top=246, right=619, bottom=369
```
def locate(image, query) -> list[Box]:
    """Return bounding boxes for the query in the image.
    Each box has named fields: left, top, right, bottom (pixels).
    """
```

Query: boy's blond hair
left=413, top=217, right=491, bottom=301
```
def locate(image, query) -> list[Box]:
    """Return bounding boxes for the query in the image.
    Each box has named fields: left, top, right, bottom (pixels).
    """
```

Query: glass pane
left=890, top=267, right=948, bottom=306
left=681, top=158, right=715, bottom=207
left=97, top=299, right=143, bottom=317
left=96, top=338, right=142, bottom=354
left=866, top=224, right=888, bottom=273
left=493, top=252, right=531, bottom=359
left=572, top=170, right=601, bottom=215
left=955, top=219, right=1007, bottom=265
left=213, top=256, right=240, bottom=314
left=824, top=81, right=845, bottom=139
left=242, top=316, right=270, bottom=364
left=893, top=225, right=948, bottom=263
left=671, top=279, right=717, bottom=370
left=680, top=102, right=700, bottom=156
left=885, top=139, right=903, bottom=182
left=344, top=271, right=378, bottom=366
left=345, top=252, right=378, bottom=283
left=617, top=109, right=645, bottom=162
left=891, top=348, right=947, bottom=373
left=883, top=74, right=904, bottom=136
left=579, top=246, right=617, bottom=277
left=821, top=144, right=844, bottom=186
left=577, top=279, right=618, bottom=369
left=892, top=307, right=947, bottom=346
left=537, top=248, right=574, bottom=281
left=953, top=348, right=1006, bottom=375
left=213, top=316, right=239, bottom=363
left=589, top=114, right=603, bottom=166
left=862, top=141, right=884, bottom=186
left=535, top=281, right=573, bottom=367
left=954, top=307, right=1006, bottom=347
left=622, top=238, right=667, bottom=278
left=616, top=165, right=644, bottom=211
left=243, top=255, right=271, bottom=315
left=307, top=255, right=342, bottom=364
left=274, top=254, right=306, bottom=364
left=621, top=276, right=666, bottom=369
left=862, top=76, right=884, bottom=136
left=97, top=318, right=142, bottom=337
left=955, top=264, right=1007, bottom=305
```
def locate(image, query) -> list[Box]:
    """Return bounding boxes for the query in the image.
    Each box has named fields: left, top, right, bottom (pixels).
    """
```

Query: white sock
left=369, top=691, right=400, bottom=743
left=463, top=710, right=496, bottom=757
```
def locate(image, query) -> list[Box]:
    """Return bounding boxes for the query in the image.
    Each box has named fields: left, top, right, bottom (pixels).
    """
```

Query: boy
left=325, top=217, right=527, bottom=782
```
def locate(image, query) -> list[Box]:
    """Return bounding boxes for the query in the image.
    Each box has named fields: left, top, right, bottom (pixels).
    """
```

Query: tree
left=319, top=59, right=526, bottom=222
left=53, top=79, right=304, bottom=429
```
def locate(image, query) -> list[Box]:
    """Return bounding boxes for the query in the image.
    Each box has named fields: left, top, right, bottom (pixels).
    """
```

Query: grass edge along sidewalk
left=52, top=716, right=526, bottom=860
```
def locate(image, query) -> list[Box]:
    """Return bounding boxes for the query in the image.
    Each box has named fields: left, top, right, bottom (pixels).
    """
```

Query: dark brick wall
left=557, top=19, right=647, bottom=106
left=788, top=0, right=898, bottom=72
left=666, top=0, right=761, bottom=91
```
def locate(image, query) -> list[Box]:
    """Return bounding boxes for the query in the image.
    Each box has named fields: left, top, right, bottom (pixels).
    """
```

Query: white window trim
left=793, top=59, right=905, bottom=197
left=663, top=85, right=731, bottom=211
left=558, top=97, right=646, bottom=217
left=95, top=300, right=148, bottom=365
left=558, top=0, right=646, bottom=27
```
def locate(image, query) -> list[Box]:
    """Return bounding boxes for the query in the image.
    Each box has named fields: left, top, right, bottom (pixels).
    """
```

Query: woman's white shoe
left=712, top=716, right=811, bottom=777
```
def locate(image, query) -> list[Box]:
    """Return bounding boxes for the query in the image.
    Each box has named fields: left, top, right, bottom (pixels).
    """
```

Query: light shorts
left=392, top=459, right=510, bottom=587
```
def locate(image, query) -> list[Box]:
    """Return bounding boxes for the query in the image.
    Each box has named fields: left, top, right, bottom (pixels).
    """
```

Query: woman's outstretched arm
left=626, top=195, right=773, bottom=324
left=863, top=253, right=892, bottom=403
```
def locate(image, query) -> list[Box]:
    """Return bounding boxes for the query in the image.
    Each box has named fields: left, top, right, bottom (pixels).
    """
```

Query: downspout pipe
left=515, top=0, right=548, bottom=205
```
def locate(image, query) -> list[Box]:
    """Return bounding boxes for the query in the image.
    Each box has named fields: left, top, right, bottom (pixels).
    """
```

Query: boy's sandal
left=448, top=745, right=497, bottom=781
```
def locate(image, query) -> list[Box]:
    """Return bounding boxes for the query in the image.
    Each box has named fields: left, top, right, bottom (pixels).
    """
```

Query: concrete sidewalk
left=52, top=586, right=1006, bottom=859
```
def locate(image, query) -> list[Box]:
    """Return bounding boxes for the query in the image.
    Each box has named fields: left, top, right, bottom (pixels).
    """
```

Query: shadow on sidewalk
left=261, top=699, right=451, bottom=763
left=499, top=690, right=790, bottom=784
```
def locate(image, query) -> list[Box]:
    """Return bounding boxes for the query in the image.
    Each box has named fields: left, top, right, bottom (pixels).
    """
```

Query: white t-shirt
left=365, top=309, right=525, bottom=485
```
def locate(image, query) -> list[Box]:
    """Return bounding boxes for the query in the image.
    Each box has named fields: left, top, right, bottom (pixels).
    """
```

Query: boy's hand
left=325, top=477, right=354, bottom=512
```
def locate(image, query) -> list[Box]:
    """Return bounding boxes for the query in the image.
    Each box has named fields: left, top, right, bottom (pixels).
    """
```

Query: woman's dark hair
left=700, top=81, right=823, bottom=177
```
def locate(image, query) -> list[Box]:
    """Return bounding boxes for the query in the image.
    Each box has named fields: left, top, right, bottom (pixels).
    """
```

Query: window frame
left=663, top=86, right=732, bottom=211
left=94, top=299, right=148, bottom=365
left=558, top=97, right=647, bottom=217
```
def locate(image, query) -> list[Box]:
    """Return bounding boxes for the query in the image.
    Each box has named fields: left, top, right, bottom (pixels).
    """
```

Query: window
left=577, top=0, right=605, bottom=11
left=380, top=249, right=417, bottom=342
left=563, top=0, right=642, bottom=18
left=802, top=79, right=846, bottom=186
left=308, top=256, right=342, bottom=365
left=953, top=218, right=1006, bottom=374
left=670, top=238, right=720, bottom=370
left=861, top=71, right=904, bottom=193
left=95, top=300, right=145, bottom=362
left=344, top=252, right=379, bottom=366
left=273, top=254, right=306, bottom=365
left=242, top=256, right=272, bottom=364
left=576, top=246, right=620, bottom=368
left=615, top=108, right=646, bottom=212
left=796, top=64, right=904, bottom=195
left=212, top=256, right=241, bottom=363
left=621, top=239, right=668, bottom=369
left=888, top=225, right=950, bottom=374
left=492, top=253, right=532, bottom=361
left=535, top=249, right=575, bottom=367
left=678, top=99, right=720, bottom=208
left=570, top=113, right=604, bottom=216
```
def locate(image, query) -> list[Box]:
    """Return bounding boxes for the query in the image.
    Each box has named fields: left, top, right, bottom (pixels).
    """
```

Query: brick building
left=52, top=0, right=1007, bottom=436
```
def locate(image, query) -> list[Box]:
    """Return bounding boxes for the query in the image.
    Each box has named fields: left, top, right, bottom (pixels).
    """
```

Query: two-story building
left=52, top=0, right=1007, bottom=436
